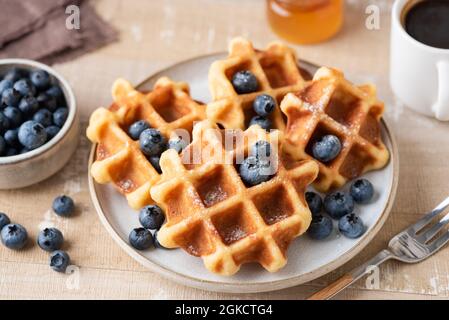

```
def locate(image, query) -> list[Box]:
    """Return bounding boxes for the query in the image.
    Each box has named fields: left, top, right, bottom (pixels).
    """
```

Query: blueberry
left=231, top=70, right=258, bottom=94
left=128, top=120, right=150, bottom=140
left=249, top=115, right=271, bottom=131
left=139, top=205, right=165, bottom=230
left=0, top=212, right=10, bottom=230
left=149, top=155, right=162, bottom=174
left=239, top=156, right=274, bottom=186
left=45, top=125, right=60, bottom=140
left=13, top=79, right=35, bottom=97
left=312, top=135, right=342, bottom=163
left=129, top=227, right=153, bottom=250
left=139, top=128, right=167, bottom=157
left=52, top=195, right=75, bottom=217
left=0, top=223, right=28, bottom=250
left=5, top=147, right=18, bottom=156
left=0, top=112, right=10, bottom=134
left=53, top=107, right=68, bottom=127
left=18, top=121, right=47, bottom=150
left=4, top=129, right=19, bottom=147
left=305, top=191, right=323, bottom=216
left=3, top=106, right=22, bottom=128
left=37, top=228, right=64, bottom=252
left=253, top=94, right=276, bottom=116
left=0, top=136, right=5, bottom=156
left=36, top=93, right=57, bottom=112
left=18, top=95, right=39, bottom=115
left=168, top=136, right=188, bottom=153
left=1, top=88, right=21, bottom=107
left=49, top=250, right=70, bottom=273
left=30, top=70, right=50, bottom=90
left=339, top=213, right=365, bottom=239
left=324, top=191, right=355, bottom=219
left=33, top=109, right=53, bottom=127
left=46, top=85, right=63, bottom=100
left=350, top=179, right=374, bottom=204
left=0, top=79, right=13, bottom=96
left=4, top=68, right=25, bottom=82
left=250, top=140, right=271, bottom=159
left=307, top=215, right=333, bottom=240
left=153, top=231, right=169, bottom=249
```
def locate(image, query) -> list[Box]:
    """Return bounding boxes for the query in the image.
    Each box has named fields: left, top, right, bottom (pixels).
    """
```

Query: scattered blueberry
left=37, top=228, right=64, bottom=252
left=4, top=129, right=19, bottom=147
left=30, top=70, right=50, bottom=90
left=239, top=156, right=274, bottom=186
left=231, top=70, right=258, bottom=94
left=253, top=94, right=276, bottom=116
left=249, top=115, right=271, bottom=131
left=45, top=125, right=60, bottom=140
left=139, top=128, right=167, bottom=157
left=0, top=112, right=10, bottom=134
left=128, top=120, right=150, bottom=140
left=4, top=68, right=25, bottom=83
left=3, top=106, right=22, bottom=128
left=36, top=93, right=57, bottom=112
left=18, top=95, right=39, bottom=115
left=350, top=179, right=374, bottom=204
left=0, top=79, right=13, bottom=96
left=0, top=136, right=5, bottom=156
left=307, top=215, right=333, bottom=240
left=52, top=195, right=75, bottom=217
left=49, top=250, right=70, bottom=273
left=1, top=88, right=21, bottom=107
left=324, top=191, right=355, bottom=219
left=33, top=109, right=52, bottom=127
left=305, top=191, right=323, bottom=216
left=18, top=120, right=47, bottom=150
left=153, top=231, right=169, bottom=249
left=339, top=213, right=365, bottom=239
left=13, top=79, right=35, bottom=97
left=129, top=227, right=153, bottom=250
left=139, top=205, right=165, bottom=230
left=250, top=140, right=271, bottom=159
left=53, top=107, right=68, bottom=127
left=5, top=148, right=18, bottom=156
left=0, top=223, right=28, bottom=250
left=0, top=212, right=10, bottom=230
left=312, top=134, right=342, bottom=163
left=168, top=136, right=188, bottom=153
left=149, top=155, right=162, bottom=174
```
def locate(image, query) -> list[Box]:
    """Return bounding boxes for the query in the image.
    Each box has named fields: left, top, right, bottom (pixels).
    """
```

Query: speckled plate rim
left=87, top=53, right=399, bottom=293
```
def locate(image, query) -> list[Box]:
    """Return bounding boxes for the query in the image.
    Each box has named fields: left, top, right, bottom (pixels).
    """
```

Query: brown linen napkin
left=0, top=1, right=118, bottom=64
left=0, top=0, right=77, bottom=48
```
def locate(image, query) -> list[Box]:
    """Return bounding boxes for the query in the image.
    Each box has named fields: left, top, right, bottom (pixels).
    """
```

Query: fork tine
left=411, top=197, right=449, bottom=234
left=429, top=230, right=449, bottom=252
left=419, top=212, right=449, bottom=243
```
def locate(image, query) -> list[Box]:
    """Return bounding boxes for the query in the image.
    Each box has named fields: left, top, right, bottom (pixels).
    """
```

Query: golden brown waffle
left=280, top=67, right=390, bottom=192
left=207, top=37, right=306, bottom=131
left=151, top=120, right=319, bottom=275
left=86, top=77, right=206, bottom=209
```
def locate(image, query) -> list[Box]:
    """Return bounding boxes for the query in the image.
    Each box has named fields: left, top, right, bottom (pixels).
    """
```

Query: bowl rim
left=0, top=58, right=77, bottom=165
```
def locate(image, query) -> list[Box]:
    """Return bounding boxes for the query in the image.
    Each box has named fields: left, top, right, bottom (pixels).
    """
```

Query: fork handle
left=307, top=249, right=393, bottom=300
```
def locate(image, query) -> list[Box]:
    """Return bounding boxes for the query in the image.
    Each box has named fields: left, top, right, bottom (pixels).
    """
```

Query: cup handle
left=433, top=61, right=449, bottom=121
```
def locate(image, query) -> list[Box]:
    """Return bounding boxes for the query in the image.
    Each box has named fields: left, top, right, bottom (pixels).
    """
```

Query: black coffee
left=405, top=0, right=449, bottom=49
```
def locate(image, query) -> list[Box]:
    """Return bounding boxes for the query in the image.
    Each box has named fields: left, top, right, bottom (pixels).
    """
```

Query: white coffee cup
left=390, top=0, right=449, bottom=121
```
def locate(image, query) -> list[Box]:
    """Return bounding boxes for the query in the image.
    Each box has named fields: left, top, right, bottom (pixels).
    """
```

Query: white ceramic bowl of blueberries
left=0, top=59, right=79, bottom=189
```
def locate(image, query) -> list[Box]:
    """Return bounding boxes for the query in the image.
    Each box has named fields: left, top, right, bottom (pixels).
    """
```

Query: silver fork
left=308, top=196, right=449, bottom=300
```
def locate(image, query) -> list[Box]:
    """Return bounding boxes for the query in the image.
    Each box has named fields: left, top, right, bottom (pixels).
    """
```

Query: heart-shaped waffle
left=206, top=37, right=306, bottom=131
left=86, top=77, right=205, bottom=209
left=151, top=120, right=319, bottom=275
left=280, top=67, right=390, bottom=192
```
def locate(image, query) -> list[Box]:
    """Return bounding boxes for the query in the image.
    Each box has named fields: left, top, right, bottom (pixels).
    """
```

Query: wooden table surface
left=1, top=0, right=448, bottom=300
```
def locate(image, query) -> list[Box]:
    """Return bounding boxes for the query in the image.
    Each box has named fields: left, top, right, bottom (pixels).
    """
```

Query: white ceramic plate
left=88, top=54, right=399, bottom=293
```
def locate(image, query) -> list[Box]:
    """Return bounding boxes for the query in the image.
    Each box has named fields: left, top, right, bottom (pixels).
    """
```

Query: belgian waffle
left=151, top=120, right=319, bottom=275
left=86, top=77, right=206, bottom=209
left=207, top=37, right=306, bottom=131
left=280, top=67, right=390, bottom=192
